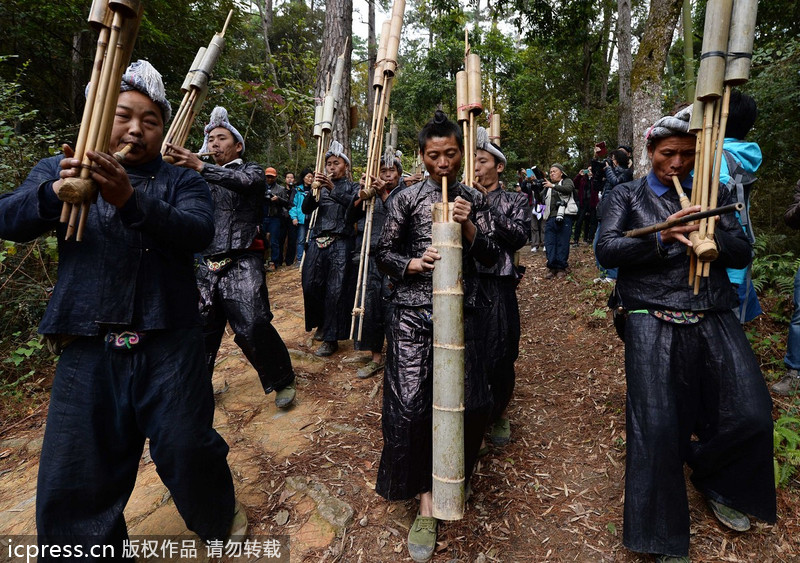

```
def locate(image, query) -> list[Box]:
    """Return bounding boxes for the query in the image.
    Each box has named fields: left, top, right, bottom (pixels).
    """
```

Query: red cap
left=265, top=167, right=277, bottom=177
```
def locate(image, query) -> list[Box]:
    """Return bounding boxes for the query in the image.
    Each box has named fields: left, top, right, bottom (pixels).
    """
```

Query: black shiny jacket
left=0, top=154, right=214, bottom=335
left=302, top=177, right=360, bottom=237
left=596, top=176, right=750, bottom=311
left=346, top=183, right=406, bottom=249
left=200, top=160, right=265, bottom=255
left=477, top=188, right=530, bottom=278
left=375, top=178, right=499, bottom=308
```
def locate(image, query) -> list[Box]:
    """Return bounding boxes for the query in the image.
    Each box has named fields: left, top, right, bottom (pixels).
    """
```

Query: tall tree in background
left=631, top=0, right=683, bottom=173
left=315, top=0, right=353, bottom=154
left=617, top=0, right=633, bottom=151
left=367, top=0, right=377, bottom=124
left=681, top=0, right=695, bottom=102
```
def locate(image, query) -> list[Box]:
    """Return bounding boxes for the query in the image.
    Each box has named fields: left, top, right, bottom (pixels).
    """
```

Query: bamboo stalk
left=431, top=200, right=464, bottom=521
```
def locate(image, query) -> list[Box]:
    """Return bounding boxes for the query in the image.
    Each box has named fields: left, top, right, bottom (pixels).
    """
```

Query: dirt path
left=1, top=246, right=799, bottom=562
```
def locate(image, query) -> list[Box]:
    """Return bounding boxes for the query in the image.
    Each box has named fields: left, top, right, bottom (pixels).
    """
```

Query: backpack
left=722, top=149, right=759, bottom=323
left=723, top=149, right=758, bottom=244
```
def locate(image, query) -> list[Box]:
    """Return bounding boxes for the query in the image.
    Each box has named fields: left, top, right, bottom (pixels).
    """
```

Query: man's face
left=265, top=173, right=277, bottom=185
left=475, top=149, right=504, bottom=191
left=325, top=156, right=348, bottom=180
left=207, top=127, right=242, bottom=166
left=110, top=90, right=164, bottom=166
left=303, top=172, right=314, bottom=186
left=285, top=173, right=295, bottom=185
left=421, top=135, right=462, bottom=184
left=549, top=167, right=563, bottom=182
left=647, top=135, right=696, bottom=186
left=379, top=165, right=400, bottom=188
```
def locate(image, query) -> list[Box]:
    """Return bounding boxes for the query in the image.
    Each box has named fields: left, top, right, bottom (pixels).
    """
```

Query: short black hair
left=725, top=90, right=757, bottom=140
left=611, top=149, right=630, bottom=168
left=300, top=168, right=314, bottom=183
left=418, top=110, right=463, bottom=152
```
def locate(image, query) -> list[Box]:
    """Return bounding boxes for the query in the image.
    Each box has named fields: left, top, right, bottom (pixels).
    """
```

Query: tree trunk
left=70, top=31, right=83, bottom=122
left=682, top=0, right=695, bottom=102
left=255, top=0, right=291, bottom=160
left=315, top=0, right=353, bottom=156
left=630, top=0, right=682, bottom=175
left=617, top=0, right=633, bottom=153
left=599, top=2, right=615, bottom=105
left=367, top=0, right=376, bottom=126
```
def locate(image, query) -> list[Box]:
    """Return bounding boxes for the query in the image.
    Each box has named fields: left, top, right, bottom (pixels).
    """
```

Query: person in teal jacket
left=291, top=168, right=312, bottom=264
left=719, top=90, right=762, bottom=322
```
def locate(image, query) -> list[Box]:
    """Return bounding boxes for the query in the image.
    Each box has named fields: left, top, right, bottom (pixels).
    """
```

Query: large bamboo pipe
left=431, top=196, right=465, bottom=521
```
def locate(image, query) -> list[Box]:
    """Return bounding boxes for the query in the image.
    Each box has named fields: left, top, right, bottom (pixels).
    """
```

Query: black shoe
left=313, top=328, right=324, bottom=341
left=314, top=341, right=338, bottom=357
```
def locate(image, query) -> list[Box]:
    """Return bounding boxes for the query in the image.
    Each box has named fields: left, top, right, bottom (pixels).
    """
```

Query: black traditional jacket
left=375, top=178, right=499, bottom=308
left=596, top=176, right=750, bottom=312
left=0, top=154, right=214, bottom=335
left=200, top=159, right=264, bottom=255
left=476, top=188, right=530, bottom=278
left=302, top=177, right=359, bottom=238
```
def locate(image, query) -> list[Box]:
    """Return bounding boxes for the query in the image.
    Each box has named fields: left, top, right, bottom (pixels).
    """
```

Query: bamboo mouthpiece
left=113, top=143, right=134, bottom=162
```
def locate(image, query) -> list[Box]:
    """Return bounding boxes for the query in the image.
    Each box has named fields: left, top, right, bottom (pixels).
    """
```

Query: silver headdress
left=200, top=106, right=245, bottom=154
left=645, top=105, right=693, bottom=145
left=325, top=140, right=351, bottom=166
left=476, top=126, right=506, bottom=164
left=119, top=60, right=172, bottom=123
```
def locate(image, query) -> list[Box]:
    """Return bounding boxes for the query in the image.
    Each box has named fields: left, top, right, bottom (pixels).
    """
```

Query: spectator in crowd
left=291, top=169, right=313, bottom=265
left=571, top=167, right=599, bottom=245
left=263, top=167, right=290, bottom=270
left=284, top=172, right=299, bottom=266
left=593, top=149, right=632, bottom=283
left=542, top=163, right=576, bottom=278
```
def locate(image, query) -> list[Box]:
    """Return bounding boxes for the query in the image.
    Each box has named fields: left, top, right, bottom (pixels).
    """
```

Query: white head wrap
left=380, top=148, right=403, bottom=174
left=118, top=60, right=172, bottom=122
left=325, top=140, right=350, bottom=166
left=476, top=126, right=506, bottom=164
left=645, top=105, right=693, bottom=145
left=200, top=106, right=245, bottom=154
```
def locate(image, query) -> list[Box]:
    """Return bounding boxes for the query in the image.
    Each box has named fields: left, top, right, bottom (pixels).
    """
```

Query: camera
left=266, top=188, right=274, bottom=198
left=556, top=203, right=566, bottom=223
left=531, top=178, right=547, bottom=191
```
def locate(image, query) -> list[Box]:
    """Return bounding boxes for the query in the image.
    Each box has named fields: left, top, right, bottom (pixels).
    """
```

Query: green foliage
left=750, top=235, right=799, bottom=321
left=774, top=412, right=800, bottom=488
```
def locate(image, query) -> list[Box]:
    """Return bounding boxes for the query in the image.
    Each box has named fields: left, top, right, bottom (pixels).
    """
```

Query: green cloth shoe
left=708, top=499, right=751, bottom=531
left=489, top=418, right=511, bottom=446
left=655, top=556, right=690, bottom=563
left=228, top=500, right=248, bottom=542
left=275, top=380, right=296, bottom=409
left=407, top=515, right=437, bottom=562
left=357, top=360, right=384, bottom=379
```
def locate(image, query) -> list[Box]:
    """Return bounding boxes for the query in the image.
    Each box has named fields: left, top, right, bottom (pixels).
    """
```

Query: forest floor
left=1, top=245, right=799, bottom=562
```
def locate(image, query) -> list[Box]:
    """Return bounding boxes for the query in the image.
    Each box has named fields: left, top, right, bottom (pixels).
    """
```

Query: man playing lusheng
left=301, top=140, right=360, bottom=357
left=374, top=110, right=499, bottom=562
left=346, top=149, right=407, bottom=379
left=0, top=61, right=245, bottom=558
left=596, top=107, right=776, bottom=563
left=473, top=127, right=530, bottom=447
left=166, top=106, right=296, bottom=408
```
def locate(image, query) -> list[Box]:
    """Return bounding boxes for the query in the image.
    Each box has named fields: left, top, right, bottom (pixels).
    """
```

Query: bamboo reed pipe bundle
left=162, top=10, right=233, bottom=160
left=59, top=0, right=142, bottom=241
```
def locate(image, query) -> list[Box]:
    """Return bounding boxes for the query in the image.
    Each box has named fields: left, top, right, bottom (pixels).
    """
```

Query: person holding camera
left=542, top=163, right=576, bottom=278
left=263, top=167, right=291, bottom=270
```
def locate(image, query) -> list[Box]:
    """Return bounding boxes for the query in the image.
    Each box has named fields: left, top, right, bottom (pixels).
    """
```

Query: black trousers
left=301, top=237, right=355, bottom=342
left=376, top=306, right=492, bottom=500
left=197, top=252, right=294, bottom=393
left=623, top=311, right=776, bottom=557
left=480, top=277, right=520, bottom=421
left=36, top=328, right=234, bottom=559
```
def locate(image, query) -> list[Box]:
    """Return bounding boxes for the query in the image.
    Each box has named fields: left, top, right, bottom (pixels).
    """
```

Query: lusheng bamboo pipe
left=162, top=10, right=233, bottom=162
left=351, top=0, right=404, bottom=339
left=59, top=0, right=142, bottom=241
left=623, top=203, right=743, bottom=238
left=431, top=195, right=465, bottom=521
